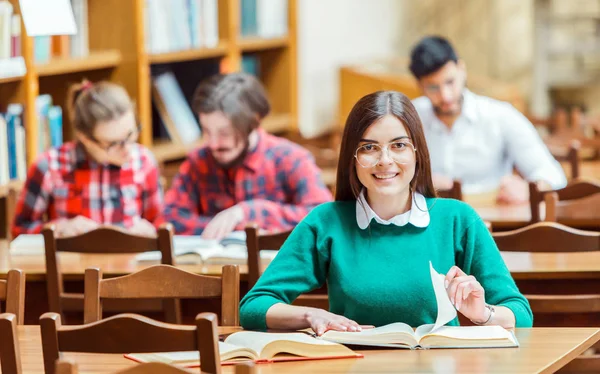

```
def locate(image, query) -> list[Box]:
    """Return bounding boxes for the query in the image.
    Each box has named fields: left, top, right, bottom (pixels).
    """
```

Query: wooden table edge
left=538, top=328, right=600, bottom=374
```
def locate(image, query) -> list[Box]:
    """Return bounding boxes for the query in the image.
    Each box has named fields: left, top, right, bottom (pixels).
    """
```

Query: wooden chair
left=83, top=265, right=239, bottom=326
left=544, top=188, right=600, bottom=228
left=436, top=180, right=463, bottom=200
left=493, top=222, right=600, bottom=373
left=41, top=312, right=222, bottom=374
left=41, top=224, right=175, bottom=323
left=529, top=179, right=600, bottom=227
left=0, top=268, right=25, bottom=324
left=0, top=313, right=22, bottom=374
left=55, top=361, right=256, bottom=374
left=245, top=224, right=328, bottom=310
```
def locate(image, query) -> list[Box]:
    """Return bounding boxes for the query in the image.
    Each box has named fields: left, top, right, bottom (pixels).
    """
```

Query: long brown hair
left=335, top=91, right=437, bottom=201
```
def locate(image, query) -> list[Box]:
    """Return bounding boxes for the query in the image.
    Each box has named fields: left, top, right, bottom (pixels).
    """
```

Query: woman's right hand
left=305, top=309, right=363, bottom=336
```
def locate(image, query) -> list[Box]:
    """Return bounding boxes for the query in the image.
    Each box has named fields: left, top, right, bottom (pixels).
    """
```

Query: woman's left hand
left=444, top=266, right=488, bottom=324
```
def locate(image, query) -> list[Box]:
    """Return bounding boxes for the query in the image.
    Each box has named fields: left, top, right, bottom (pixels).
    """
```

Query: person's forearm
left=265, top=303, right=318, bottom=330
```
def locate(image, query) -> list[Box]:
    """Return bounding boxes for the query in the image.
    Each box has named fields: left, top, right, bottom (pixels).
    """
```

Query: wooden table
left=12, top=326, right=600, bottom=374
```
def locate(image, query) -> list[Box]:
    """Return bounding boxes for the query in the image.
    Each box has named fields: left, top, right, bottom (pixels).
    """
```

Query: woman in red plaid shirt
left=11, top=81, right=162, bottom=238
left=157, top=73, right=333, bottom=239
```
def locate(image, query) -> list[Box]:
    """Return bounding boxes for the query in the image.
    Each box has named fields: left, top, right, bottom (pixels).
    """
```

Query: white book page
left=225, top=332, right=340, bottom=358
left=9, top=234, right=45, bottom=255
left=428, top=261, right=457, bottom=334
left=426, top=325, right=516, bottom=344
left=19, top=0, right=77, bottom=36
left=320, top=322, right=415, bottom=342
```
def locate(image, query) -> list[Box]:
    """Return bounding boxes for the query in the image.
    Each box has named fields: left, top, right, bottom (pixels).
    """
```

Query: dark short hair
left=409, top=36, right=458, bottom=79
left=335, top=91, right=437, bottom=201
left=192, top=73, right=271, bottom=138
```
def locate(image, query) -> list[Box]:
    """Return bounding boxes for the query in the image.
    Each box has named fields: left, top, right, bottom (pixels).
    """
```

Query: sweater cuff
left=240, top=296, right=284, bottom=330
left=498, top=300, right=533, bottom=328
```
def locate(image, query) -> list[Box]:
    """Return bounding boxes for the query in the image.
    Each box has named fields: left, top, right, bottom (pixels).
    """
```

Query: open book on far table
left=135, top=231, right=277, bottom=265
left=319, top=262, right=518, bottom=350
left=125, top=331, right=362, bottom=367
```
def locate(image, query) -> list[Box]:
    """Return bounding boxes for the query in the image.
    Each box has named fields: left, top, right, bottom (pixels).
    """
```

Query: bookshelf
left=0, top=0, right=298, bottom=170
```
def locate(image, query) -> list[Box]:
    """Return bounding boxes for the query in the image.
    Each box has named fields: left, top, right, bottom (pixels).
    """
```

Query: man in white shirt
left=409, top=36, right=567, bottom=204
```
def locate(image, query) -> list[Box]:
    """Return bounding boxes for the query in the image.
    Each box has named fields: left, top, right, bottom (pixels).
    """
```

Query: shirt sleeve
left=502, top=106, right=567, bottom=189
left=239, top=219, right=328, bottom=330
left=140, top=151, right=163, bottom=224
left=11, top=159, right=52, bottom=237
left=155, top=157, right=213, bottom=234
left=237, top=150, right=333, bottom=232
left=456, top=208, right=533, bottom=328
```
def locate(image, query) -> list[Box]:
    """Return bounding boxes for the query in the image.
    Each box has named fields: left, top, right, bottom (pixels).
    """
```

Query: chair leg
left=163, top=299, right=181, bottom=324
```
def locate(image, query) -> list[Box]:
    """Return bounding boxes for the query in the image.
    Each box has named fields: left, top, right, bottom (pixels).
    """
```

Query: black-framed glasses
left=89, top=124, right=141, bottom=153
left=354, top=140, right=416, bottom=168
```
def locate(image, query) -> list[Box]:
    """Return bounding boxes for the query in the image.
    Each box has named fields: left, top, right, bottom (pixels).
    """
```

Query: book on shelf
left=152, top=71, right=201, bottom=145
left=240, top=0, right=288, bottom=39
left=0, top=114, right=10, bottom=185
left=5, top=103, right=26, bottom=181
left=125, top=331, right=362, bottom=367
left=318, top=262, right=519, bottom=350
left=145, top=0, right=218, bottom=54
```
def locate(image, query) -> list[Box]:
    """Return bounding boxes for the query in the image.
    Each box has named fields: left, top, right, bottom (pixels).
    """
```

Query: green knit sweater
left=239, top=198, right=533, bottom=330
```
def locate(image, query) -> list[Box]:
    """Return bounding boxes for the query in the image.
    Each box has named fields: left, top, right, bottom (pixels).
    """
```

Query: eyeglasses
left=89, top=125, right=141, bottom=153
left=355, top=140, right=416, bottom=168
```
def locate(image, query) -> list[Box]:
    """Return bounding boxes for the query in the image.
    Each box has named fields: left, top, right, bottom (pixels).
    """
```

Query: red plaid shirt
left=11, top=142, right=162, bottom=237
left=157, top=129, right=333, bottom=234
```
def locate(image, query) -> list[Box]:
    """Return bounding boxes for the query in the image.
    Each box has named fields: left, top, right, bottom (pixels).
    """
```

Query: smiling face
left=355, top=115, right=416, bottom=201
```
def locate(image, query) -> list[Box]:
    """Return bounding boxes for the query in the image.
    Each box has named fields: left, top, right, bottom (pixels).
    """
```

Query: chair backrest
left=436, top=180, right=463, bottom=201
left=544, top=189, right=600, bottom=228
left=41, top=312, right=221, bottom=374
left=493, top=222, right=600, bottom=316
left=55, top=361, right=256, bottom=374
left=41, top=224, right=175, bottom=320
left=245, top=224, right=291, bottom=288
left=0, top=313, right=21, bottom=374
left=529, top=179, right=600, bottom=225
left=0, top=269, right=25, bottom=324
left=492, top=222, right=600, bottom=252
left=83, top=265, right=239, bottom=326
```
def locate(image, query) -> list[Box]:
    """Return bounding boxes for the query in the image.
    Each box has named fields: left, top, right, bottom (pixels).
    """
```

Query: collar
left=241, top=128, right=266, bottom=173
left=461, top=89, right=478, bottom=123
left=356, top=190, right=430, bottom=229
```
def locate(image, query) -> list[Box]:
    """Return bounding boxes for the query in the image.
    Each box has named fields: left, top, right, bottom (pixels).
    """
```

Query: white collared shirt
left=356, top=190, right=430, bottom=229
left=412, top=89, right=567, bottom=194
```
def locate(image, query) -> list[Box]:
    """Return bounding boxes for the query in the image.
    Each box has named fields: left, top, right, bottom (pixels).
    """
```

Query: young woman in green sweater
left=239, top=91, right=533, bottom=335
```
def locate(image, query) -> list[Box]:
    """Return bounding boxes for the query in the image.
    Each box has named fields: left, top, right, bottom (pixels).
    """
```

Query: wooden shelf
left=239, top=36, right=289, bottom=52
left=36, top=50, right=122, bottom=77
left=0, top=75, right=23, bottom=84
left=151, top=139, right=204, bottom=163
left=262, top=113, right=295, bottom=133
left=0, top=180, right=24, bottom=198
left=149, top=43, right=228, bottom=64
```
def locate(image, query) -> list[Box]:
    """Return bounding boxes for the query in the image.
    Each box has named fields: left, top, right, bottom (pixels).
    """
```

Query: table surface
left=11, top=326, right=600, bottom=374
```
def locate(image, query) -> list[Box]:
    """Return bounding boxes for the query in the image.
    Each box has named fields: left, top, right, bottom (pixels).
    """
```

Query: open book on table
left=135, top=231, right=276, bottom=265
left=125, top=331, right=362, bottom=367
left=9, top=234, right=45, bottom=255
left=319, top=262, right=518, bottom=350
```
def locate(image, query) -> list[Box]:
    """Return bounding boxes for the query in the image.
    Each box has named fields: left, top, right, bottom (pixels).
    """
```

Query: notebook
left=318, top=262, right=519, bottom=349
left=125, top=331, right=362, bottom=366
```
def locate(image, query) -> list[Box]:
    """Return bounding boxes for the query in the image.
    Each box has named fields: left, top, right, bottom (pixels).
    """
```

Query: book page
left=9, top=234, right=45, bottom=256
left=125, top=342, right=258, bottom=365
left=320, top=322, right=417, bottom=346
left=224, top=332, right=345, bottom=360
left=428, top=261, right=457, bottom=334
left=419, top=325, right=518, bottom=348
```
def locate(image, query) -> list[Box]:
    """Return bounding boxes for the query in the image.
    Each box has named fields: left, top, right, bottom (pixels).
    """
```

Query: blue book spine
left=241, top=0, right=257, bottom=36
left=48, top=106, right=63, bottom=147
left=242, top=54, right=259, bottom=76
left=188, top=0, right=199, bottom=47
left=6, top=104, right=23, bottom=180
